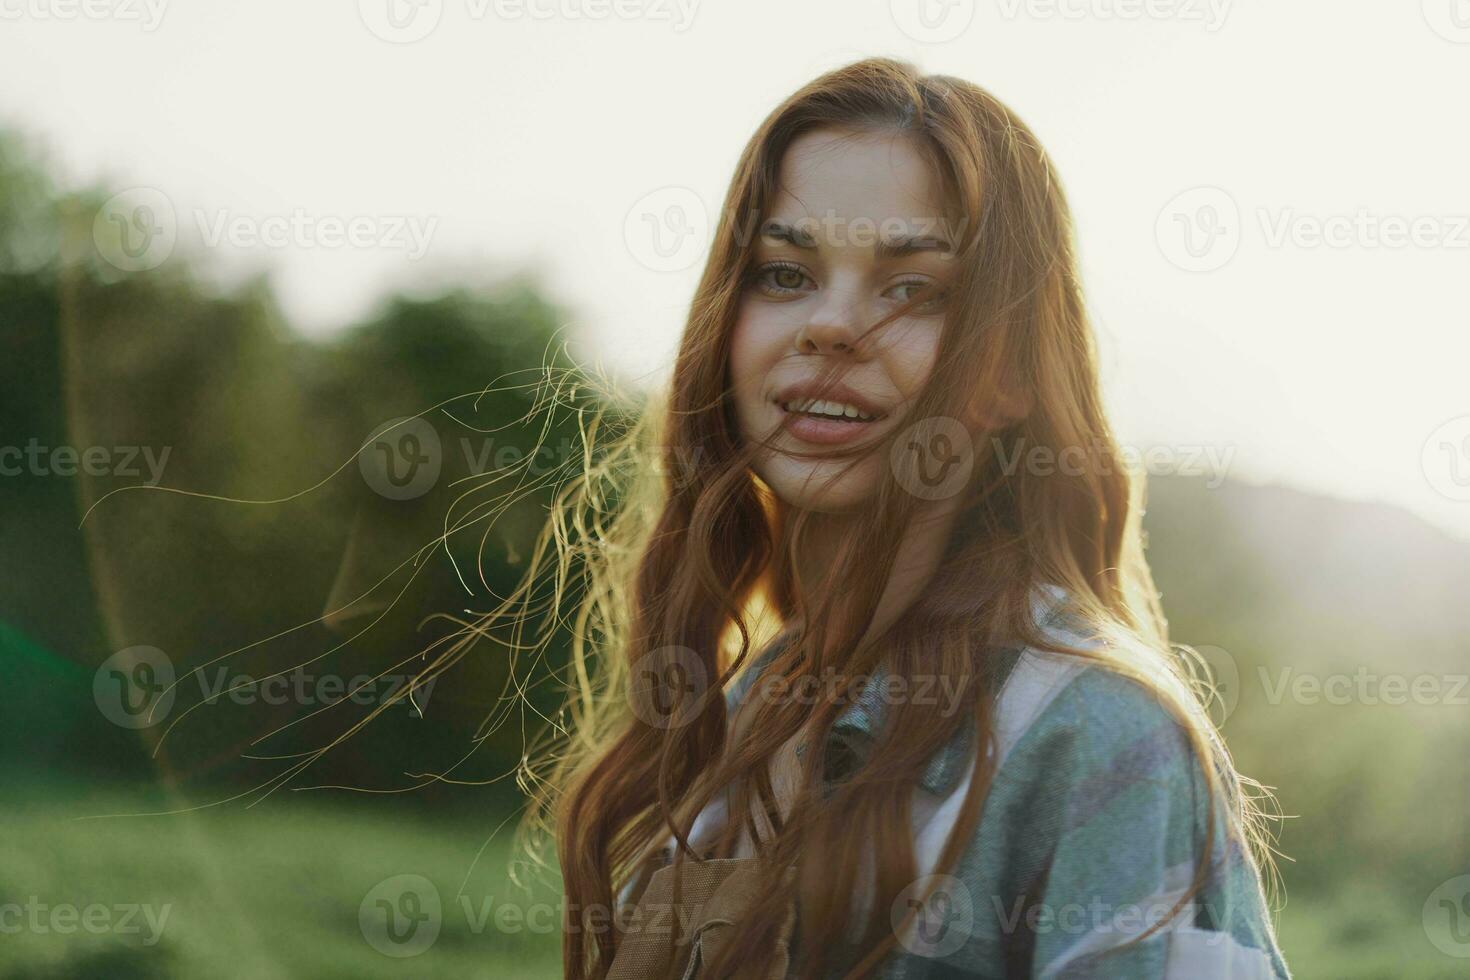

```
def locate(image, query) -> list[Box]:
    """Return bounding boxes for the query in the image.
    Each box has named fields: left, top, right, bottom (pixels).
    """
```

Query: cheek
left=727, top=309, right=756, bottom=391
left=728, top=303, right=788, bottom=408
left=726, top=315, right=758, bottom=421
left=876, top=320, right=943, bottom=399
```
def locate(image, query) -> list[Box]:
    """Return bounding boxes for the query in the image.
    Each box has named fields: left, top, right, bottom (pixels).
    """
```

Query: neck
left=786, top=497, right=963, bottom=651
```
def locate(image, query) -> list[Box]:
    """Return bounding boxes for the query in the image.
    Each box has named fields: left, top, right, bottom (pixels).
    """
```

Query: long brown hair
left=501, top=57, right=1278, bottom=979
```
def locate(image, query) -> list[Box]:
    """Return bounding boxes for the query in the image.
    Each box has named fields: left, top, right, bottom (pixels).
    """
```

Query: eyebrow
left=760, top=221, right=818, bottom=249
left=874, top=235, right=953, bottom=261
left=759, top=220, right=952, bottom=259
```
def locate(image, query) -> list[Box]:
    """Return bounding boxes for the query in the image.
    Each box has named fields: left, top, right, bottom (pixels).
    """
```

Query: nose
left=794, top=289, right=867, bottom=357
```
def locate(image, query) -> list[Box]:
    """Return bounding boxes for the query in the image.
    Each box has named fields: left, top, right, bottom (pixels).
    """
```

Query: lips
left=771, top=380, right=890, bottom=447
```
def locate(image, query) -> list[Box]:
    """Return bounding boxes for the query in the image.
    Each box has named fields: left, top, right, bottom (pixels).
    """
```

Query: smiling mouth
left=777, top=398, right=884, bottom=423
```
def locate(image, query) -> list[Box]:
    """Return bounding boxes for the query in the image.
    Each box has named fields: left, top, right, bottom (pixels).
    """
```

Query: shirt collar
left=794, top=582, right=1071, bottom=797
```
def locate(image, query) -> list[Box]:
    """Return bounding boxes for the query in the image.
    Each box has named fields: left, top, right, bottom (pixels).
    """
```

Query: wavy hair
left=492, top=57, right=1280, bottom=979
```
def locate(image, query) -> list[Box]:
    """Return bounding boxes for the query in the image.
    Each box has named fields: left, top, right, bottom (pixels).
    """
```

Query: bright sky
left=3, top=0, right=1468, bottom=542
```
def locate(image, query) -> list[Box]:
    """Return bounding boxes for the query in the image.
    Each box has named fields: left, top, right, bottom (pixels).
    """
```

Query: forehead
left=767, top=127, right=947, bottom=230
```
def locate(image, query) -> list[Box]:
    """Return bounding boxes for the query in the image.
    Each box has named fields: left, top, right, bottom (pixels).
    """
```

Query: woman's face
left=729, top=127, right=957, bottom=513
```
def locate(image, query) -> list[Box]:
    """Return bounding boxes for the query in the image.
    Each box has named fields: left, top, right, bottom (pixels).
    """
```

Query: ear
left=963, top=385, right=1033, bottom=433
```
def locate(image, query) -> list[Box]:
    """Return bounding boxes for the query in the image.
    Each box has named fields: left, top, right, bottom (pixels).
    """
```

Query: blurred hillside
left=1147, top=475, right=1470, bottom=673
left=1146, top=477, right=1470, bottom=887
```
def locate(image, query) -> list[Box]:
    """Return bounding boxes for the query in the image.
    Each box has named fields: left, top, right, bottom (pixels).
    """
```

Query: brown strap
left=607, top=857, right=795, bottom=979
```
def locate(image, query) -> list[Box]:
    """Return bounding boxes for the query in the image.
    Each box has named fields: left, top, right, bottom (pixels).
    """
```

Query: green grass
left=4, top=782, right=1466, bottom=978
left=0, top=784, right=563, bottom=979
left=1275, top=879, right=1469, bottom=980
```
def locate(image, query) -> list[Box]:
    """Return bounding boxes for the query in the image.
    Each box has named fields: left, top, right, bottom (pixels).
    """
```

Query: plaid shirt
left=626, top=585, right=1291, bottom=979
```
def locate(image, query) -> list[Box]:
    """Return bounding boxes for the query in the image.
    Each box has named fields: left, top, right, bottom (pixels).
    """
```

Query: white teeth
left=781, top=398, right=876, bottom=421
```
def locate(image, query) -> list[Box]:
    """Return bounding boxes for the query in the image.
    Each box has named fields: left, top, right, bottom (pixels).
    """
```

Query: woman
left=511, top=57, right=1289, bottom=978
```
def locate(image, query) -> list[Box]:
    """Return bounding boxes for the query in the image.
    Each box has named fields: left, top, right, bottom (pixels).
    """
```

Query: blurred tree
left=2, top=129, right=585, bottom=805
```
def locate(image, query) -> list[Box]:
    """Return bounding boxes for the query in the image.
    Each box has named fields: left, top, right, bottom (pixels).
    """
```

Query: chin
left=755, top=455, right=882, bottom=514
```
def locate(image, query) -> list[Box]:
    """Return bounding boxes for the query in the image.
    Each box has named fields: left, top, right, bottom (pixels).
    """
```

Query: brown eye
left=773, top=267, right=805, bottom=290
left=751, top=262, right=814, bottom=296
left=884, top=278, right=946, bottom=314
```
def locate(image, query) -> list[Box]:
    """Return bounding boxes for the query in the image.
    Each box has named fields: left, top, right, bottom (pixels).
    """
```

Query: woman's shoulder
left=992, top=647, right=1195, bottom=779
left=983, top=600, right=1226, bottom=880
left=933, top=589, right=1292, bottom=979
left=959, top=655, right=1291, bottom=978
left=990, top=584, right=1196, bottom=773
